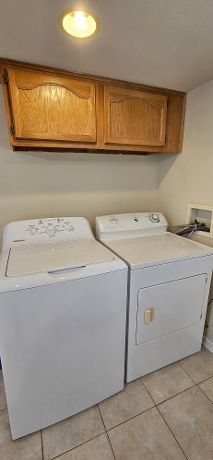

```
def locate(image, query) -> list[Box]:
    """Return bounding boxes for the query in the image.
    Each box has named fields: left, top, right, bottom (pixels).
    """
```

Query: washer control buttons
left=64, top=223, right=74, bottom=232
left=29, top=227, right=38, bottom=236
left=26, top=219, right=75, bottom=237
left=149, top=213, right=160, bottom=223
left=46, top=225, right=57, bottom=237
left=110, top=217, right=118, bottom=223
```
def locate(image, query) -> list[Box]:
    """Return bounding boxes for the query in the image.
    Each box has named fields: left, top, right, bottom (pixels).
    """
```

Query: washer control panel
left=2, top=217, right=94, bottom=250
left=96, top=212, right=168, bottom=239
left=26, top=218, right=75, bottom=238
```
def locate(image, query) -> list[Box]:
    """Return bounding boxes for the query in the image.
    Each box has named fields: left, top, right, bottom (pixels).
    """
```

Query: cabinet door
left=103, top=85, right=167, bottom=147
left=7, top=67, right=97, bottom=143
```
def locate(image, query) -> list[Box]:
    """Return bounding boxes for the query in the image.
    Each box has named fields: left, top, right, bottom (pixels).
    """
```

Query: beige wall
left=157, top=79, right=213, bottom=225
left=0, top=87, right=159, bottom=243
left=157, top=79, right=213, bottom=343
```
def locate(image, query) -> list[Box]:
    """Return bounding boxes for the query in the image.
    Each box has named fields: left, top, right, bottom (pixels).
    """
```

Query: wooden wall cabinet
left=103, top=85, right=168, bottom=147
left=0, top=59, right=186, bottom=154
left=5, top=67, right=98, bottom=146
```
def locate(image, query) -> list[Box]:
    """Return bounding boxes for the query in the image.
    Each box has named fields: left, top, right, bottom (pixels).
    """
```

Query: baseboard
left=203, top=336, right=213, bottom=353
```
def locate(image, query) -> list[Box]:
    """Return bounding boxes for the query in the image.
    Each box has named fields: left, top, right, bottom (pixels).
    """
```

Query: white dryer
left=0, top=217, right=127, bottom=439
left=96, top=212, right=213, bottom=382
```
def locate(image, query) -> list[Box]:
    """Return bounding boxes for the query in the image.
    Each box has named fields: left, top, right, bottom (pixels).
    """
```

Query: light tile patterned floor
left=1, top=348, right=213, bottom=459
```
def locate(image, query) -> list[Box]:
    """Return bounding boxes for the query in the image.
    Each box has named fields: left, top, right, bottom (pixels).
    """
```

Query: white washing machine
left=0, top=217, right=127, bottom=439
left=96, top=212, right=213, bottom=382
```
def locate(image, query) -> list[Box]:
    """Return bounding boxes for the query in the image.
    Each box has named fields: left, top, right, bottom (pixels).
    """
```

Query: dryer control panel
left=2, top=217, right=94, bottom=250
left=96, top=212, right=168, bottom=239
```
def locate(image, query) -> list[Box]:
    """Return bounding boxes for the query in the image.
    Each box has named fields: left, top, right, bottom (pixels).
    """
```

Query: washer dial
left=46, top=225, right=57, bottom=237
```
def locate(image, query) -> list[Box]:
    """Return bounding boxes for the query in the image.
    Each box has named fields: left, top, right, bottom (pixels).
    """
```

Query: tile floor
left=1, top=348, right=213, bottom=459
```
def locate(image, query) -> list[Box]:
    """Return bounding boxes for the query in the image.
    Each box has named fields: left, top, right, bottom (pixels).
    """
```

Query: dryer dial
left=149, top=213, right=160, bottom=223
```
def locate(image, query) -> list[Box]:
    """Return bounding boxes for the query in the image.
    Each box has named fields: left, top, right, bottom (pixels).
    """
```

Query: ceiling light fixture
left=58, top=9, right=98, bottom=38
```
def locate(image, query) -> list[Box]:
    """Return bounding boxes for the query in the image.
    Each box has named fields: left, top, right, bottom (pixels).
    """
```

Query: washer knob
left=64, top=223, right=73, bottom=232
left=110, top=217, right=118, bottom=223
left=29, top=227, right=37, bottom=236
left=149, top=213, right=160, bottom=223
left=46, top=225, right=57, bottom=237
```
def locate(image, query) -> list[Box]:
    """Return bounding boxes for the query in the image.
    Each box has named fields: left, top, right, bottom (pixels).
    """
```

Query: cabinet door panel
left=104, top=85, right=167, bottom=147
left=7, top=68, right=97, bottom=143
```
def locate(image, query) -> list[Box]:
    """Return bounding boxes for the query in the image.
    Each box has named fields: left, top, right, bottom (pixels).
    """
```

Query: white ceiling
left=1, top=0, right=213, bottom=91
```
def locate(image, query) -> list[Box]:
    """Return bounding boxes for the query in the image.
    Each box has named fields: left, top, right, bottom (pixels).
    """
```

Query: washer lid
left=103, top=232, right=213, bottom=269
left=6, top=240, right=114, bottom=277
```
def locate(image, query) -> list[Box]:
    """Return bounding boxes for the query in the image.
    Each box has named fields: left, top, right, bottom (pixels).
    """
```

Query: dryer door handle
left=144, top=307, right=155, bottom=324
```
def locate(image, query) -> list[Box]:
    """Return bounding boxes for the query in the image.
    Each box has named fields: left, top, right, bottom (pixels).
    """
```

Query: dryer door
left=136, top=274, right=207, bottom=345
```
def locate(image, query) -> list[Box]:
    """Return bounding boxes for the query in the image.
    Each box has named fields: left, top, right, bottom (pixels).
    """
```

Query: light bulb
left=74, top=11, right=87, bottom=30
left=58, top=9, right=98, bottom=38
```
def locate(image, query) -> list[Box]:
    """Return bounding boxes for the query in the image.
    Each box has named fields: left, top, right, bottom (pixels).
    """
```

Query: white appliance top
left=0, top=217, right=126, bottom=291
left=96, top=212, right=213, bottom=269
left=6, top=239, right=114, bottom=277
left=102, top=232, right=213, bottom=269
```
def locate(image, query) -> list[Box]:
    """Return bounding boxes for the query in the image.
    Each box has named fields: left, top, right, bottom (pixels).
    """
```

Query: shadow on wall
left=156, top=153, right=186, bottom=225
left=157, top=154, right=178, bottom=188
left=19, top=149, right=159, bottom=193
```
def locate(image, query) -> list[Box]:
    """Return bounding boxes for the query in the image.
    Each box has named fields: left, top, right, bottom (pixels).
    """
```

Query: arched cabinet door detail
left=103, top=85, right=168, bottom=147
left=6, top=67, right=97, bottom=143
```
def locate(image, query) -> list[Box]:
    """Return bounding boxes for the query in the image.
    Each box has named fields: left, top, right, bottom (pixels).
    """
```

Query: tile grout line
left=40, top=429, right=44, bottom=460
left=105, top=432, right=117, bottom=460
left=46, top=405, right=106, bottom=460
left=196, top=381, right=213, bottom=406
left=139, top=378, right=157, bottom=406
left=140, top=375, right=190, bottom=460
left=195, top=374, right=213, bottom=385
left=97, top=404, right=117, bottom=460
left=153, top=383, right=196, bottom=406
left=156, top=405, right=189, bottom=460
left=100, top=381, right=199, bottom=435
left=140, top=374, right=196, bottom=406
left=178, top=359, right=213, bottom=386
left=50, top=431, right=106, bottom=460
left=106, top=405, right=157, bottom=433
left=177, top=361, right=199, bottom=384
left=97, top=404, right=107, bottom=432
left=100, top=384, right=190, bottom=460
left=0, top=398, right=158, bottom=458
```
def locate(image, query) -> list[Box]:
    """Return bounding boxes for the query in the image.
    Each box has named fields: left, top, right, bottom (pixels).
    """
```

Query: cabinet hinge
left=3, top=71, right=8, bottom=85
left=10, top=123, right=15, bottom=136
